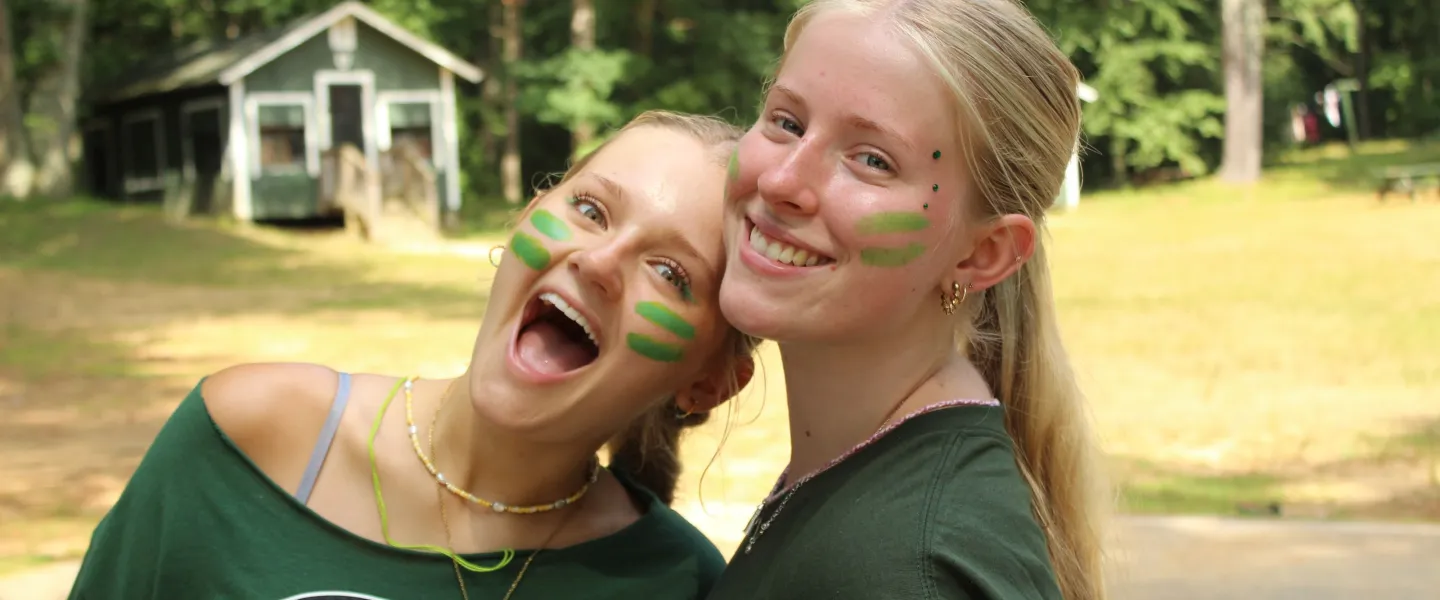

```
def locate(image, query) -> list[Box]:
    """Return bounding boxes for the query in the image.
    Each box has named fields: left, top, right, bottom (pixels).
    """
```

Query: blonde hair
left=538, top=110, right=761, bottom=504
left=784, top=2, right=1106, bottom=599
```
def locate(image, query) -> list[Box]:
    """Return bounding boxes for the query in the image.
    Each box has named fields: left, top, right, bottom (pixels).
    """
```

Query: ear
left=950, top=213, right=1036, bottom=293
left=676, top=354, right=756, bottom=415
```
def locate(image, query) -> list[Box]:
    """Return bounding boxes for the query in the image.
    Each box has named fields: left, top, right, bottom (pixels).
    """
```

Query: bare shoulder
left=202, top=362, right=343, bottom=489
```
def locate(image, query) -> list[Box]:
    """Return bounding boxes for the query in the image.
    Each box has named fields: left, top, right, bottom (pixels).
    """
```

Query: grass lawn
left=1, top=140, right=1438, bottom=574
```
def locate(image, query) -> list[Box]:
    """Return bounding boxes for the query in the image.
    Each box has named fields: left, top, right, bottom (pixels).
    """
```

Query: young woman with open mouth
left=709, top=1, right=1107, bottom=599
left=67, top=111, right=757, bottom=600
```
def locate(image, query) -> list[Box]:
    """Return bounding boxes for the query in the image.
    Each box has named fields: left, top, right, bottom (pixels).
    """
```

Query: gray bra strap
left=295, top=372, right=352, bottom=505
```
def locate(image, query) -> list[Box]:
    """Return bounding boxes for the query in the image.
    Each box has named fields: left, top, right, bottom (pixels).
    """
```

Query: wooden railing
left=319, top=144, right=381, bottom=239
left=318, top=140, right=440, bottom=242
left=379, top=139, right=440, bottom=230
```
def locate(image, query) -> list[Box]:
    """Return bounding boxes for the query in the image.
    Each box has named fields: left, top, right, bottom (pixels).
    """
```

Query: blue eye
left=774, top=116, right=804, bottom=136
left=652, top=260, right=694, bottom=302
left=569, top=194, right=607, bottom=227
left=860, top=153, right=891, bottom=171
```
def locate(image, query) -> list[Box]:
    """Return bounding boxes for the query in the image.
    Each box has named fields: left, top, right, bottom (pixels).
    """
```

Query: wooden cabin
left=81, top=1, right=482, bottom=237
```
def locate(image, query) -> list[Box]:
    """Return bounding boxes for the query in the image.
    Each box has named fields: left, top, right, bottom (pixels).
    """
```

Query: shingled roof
left=91, top=1, right=482, bottom=104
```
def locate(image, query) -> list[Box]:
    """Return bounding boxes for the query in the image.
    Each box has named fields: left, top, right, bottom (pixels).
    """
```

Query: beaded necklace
left=404, top=378, right=599, bottom=514
left=739, top=398, right=1000, bottom=554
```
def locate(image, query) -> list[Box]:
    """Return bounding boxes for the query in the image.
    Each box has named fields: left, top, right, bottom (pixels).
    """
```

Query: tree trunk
left=1219, top=0, right=1265, bottom=184
left=634, top=0, right=657, bottom=57
left=33, top=0, right=89, bottom=198
left=570, top=0, right=596, bottom=155
left=501, top=0, right=524, bottom=204
left=0, top=0, right=34, bottom=198
left=480, top=0, right=502, bottom=171
left=1351, top=0, right=1372, bottom=140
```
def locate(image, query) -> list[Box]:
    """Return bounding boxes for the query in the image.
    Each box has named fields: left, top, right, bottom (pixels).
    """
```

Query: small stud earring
left=488, top=245, right=505, bottom=267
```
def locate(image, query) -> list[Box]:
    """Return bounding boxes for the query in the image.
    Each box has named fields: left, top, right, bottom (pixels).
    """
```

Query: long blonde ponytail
left=783, top=1, right=1108, bottom=598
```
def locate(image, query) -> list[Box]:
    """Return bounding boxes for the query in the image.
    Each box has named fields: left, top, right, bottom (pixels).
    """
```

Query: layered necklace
left=367, top=376, right=596, bottom=600
left=739, top=397, right=1001, bottom=554
left=405, top=378, right=600, bottom=514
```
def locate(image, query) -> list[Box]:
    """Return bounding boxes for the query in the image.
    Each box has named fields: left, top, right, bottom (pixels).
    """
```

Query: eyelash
left=568, top=191, right=694, bottom=301
left=651, top=258, right=694, bottom=302
left=568, top=192, right=608, bottom=228
left=769, top=112, right=894, bottom=173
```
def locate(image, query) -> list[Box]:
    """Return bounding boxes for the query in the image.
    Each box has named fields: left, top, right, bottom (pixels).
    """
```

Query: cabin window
left=257, top=104, right=307, bottom=172
left=122, top=111, right=164, bottom=190
left=385, top=101, right=434, bottom=163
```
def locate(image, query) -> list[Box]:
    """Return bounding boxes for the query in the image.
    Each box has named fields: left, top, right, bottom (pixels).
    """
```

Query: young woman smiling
left=66, top=111, right=757, bottom=600
left=709, top=1, right=1106, bottom=599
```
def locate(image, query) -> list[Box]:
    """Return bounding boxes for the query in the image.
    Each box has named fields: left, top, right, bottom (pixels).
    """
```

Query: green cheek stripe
left=855, top=212, right=930, bottom=235
left=635, top=301, right=695, bottom=340
left=529, top=209, right=571, bottom=241
left=860, top=243, right=926, bottom=267
left=509, top=232, right=551, bottom=270
left=727, top=149, right=739, bottom=181
left=627, top=333, right=684, bottom=362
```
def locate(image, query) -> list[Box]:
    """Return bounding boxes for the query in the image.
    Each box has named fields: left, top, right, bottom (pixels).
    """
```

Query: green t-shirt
left=67, top=382, right=725, bottom=600
left=706, top=404, right=1062, bottom=600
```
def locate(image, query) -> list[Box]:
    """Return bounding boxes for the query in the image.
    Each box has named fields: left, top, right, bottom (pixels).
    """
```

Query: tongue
left=517, top=320, right=592, bottom=374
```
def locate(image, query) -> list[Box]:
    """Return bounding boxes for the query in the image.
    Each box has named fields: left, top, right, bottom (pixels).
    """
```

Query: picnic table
left=1375, top=163, right=1440, bottom=202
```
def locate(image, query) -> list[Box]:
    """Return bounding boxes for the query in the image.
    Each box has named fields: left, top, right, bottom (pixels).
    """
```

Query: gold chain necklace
left=424, top=377, right=580, bottom=600
left=405, top=378, right=599, bottom=514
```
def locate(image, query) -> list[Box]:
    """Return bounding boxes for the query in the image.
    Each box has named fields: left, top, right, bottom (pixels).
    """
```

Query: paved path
left=1108, top=516, right=1440, bottom=599
left=4, top=516, right=1438, bottom=600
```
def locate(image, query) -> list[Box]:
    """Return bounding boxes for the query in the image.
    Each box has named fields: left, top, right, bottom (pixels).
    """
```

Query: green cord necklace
left=367, top=377, right=515, bottom=572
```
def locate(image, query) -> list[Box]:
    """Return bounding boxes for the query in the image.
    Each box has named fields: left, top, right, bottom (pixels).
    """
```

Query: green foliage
left=1040, top=0, right=1226, bottom=178
left=5, top=0, right=1438, bottom=197
left=517, top=48, right=631, bottom=134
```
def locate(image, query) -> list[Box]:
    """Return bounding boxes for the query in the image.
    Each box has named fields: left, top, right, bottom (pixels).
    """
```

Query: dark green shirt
left=707, top=404, right=1062, bottom=600
left=68, top=382, right=725, bottom=600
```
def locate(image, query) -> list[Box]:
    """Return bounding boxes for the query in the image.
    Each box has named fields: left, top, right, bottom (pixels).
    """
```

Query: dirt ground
left=2, top=189, right=1438, bottom=579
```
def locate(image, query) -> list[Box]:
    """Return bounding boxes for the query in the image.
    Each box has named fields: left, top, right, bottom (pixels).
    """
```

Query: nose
left=756, top=136, right=825, bottom=217
left=567, top=240, right=625, bottom=301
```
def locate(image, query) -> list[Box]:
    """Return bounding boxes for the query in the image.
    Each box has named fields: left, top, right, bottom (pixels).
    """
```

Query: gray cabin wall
left=243, top=21, right=447, bottom=220
left=86, top=86, right=230, bottom=214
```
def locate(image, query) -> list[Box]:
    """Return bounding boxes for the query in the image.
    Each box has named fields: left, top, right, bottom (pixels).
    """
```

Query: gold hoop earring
left=941, top=282, right=968, bottom=315
left=488, top=245, right=505, bottom=268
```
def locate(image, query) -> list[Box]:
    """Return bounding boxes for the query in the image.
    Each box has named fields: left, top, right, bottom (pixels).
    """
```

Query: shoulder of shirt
left=636, top=494, right=727, bottom=584
left=914, top=430, right=1061, bottom=600
left=200, top=362, right=341, bottom=465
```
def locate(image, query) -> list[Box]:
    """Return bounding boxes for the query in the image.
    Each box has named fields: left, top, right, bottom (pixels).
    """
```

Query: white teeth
left=749, top=225, right=827, bottom=267
left=538, top=292, right=598, bottom=346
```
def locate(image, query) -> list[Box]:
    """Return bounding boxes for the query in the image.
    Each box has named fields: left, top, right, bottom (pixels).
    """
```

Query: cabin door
left=328, top=84, right=365, bottom=153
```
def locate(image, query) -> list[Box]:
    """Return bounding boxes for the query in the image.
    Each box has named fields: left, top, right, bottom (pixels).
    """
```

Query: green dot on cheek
left=860, top=243, right=926, bottom=267
left=509, top=232, right=551, bottom=270
left=627, top=333, right=685, bottom=362
left=529, top=209, right=571, bottom=241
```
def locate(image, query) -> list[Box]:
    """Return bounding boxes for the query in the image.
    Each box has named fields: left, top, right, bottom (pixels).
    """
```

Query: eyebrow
left=770, top=84, right=914, bottom=153
left=584, top=173, right=717, bottom=294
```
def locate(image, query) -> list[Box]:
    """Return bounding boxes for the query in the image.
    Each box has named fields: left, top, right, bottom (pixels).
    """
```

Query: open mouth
left=747, top=218, right=835, bottom=268
left=513, top=292, right=601, bottom=376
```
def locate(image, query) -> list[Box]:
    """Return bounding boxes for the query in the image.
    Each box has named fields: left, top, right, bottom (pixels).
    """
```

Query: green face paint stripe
left=860, top=243, right=926, bottom=267
left=727, top=150, right=739, bottom=181
left=509, top=232, right=551, bottom=270
left=635, top=301, right=695, bottom=340
left=627, top=333, right=685, bottom=362
left=529, top=209, right=571, bottom=241
left=854, top=212, right=931, bottom=235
